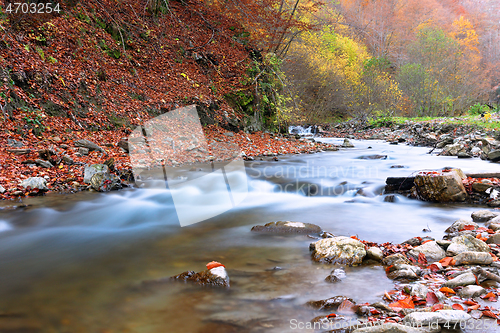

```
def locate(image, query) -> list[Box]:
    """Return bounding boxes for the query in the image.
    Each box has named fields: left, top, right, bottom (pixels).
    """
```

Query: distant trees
left=280, top=0, right=497, bottom=121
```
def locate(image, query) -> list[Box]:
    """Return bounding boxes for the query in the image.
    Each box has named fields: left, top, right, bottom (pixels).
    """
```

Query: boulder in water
left=341, top=138, right=354, bottom=148
left=471, top=210, right=499, bottom=222
left=310, top=236, right=366, bottom=265
left=306, top=296, right=354, bottom=311
left=251, top=221, right=322, bottom=234
left=171, top=261, right=230, bottom=287
left=414, top=169, right=467, bottom=202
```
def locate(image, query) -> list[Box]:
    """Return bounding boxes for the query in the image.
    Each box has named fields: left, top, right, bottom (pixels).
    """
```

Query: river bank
left=0, top=124, right=338, bottom=200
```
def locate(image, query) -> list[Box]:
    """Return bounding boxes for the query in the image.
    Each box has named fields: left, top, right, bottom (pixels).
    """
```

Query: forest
left=214, top=0, right=500, bottom=124
left=1, top=0, right=499, bottom=135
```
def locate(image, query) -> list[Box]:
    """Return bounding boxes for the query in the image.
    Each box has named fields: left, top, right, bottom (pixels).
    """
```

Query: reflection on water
left=0, top=139, right=499, bottom=332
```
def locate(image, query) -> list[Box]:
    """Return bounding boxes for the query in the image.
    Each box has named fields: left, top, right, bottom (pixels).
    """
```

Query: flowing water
left=0, top=139, right=499, bottom=333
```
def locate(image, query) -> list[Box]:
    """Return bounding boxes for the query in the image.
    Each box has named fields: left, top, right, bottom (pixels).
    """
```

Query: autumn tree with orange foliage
left=204, top=0, right=323, bottom=57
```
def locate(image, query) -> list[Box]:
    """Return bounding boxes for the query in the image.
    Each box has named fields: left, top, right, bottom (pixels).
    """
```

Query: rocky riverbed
left=170, top=210, right=500, bottom=332
left=322, top=118, right=500, bottom=163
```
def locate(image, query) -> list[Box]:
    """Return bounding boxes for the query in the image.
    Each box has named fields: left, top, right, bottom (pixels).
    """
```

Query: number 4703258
left=5, top=2, right=61, bottom=14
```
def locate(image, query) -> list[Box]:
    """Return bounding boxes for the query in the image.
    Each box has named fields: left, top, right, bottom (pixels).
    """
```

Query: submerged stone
left=251, top=221, right=322, bottom=234
left=310, top=236, right=366, bottom=265
left=306, top=296, right=354, bottom=311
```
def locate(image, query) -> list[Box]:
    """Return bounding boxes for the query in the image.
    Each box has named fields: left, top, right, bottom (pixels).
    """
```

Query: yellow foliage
left=450, top=16, right=479, bottom=54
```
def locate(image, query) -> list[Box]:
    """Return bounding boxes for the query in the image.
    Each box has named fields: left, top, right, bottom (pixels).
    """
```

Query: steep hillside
left=0, top=0, right=335, bottom=199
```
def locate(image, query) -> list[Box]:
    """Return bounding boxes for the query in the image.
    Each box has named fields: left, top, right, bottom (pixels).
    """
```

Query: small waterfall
left=288, top=125, right=316, bottom=136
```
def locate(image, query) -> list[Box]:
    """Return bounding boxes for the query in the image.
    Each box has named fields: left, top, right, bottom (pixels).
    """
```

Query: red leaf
left=431, top=303, right=444, bottom=311
left=428, top=263, right=441, bottom=272
left=439, top=287, right=456, bottom=295
left=452, top=304, right=464, bottom=310
left=462, top=225, right=476, bottom=231
left=326, top=313, right=337, bottom=318
left=206, top=261, right=224, bottom=270
left=481, top=292, right=497, bottom=299
left=426, top=292, right=439, bottom=305
left=338, top=299, right=356, bottom=314
left=483, top=310, right=498, bottom=319
left=418, top=252, right=428, bottom=265
left=439, top=257, right=454, bottom=267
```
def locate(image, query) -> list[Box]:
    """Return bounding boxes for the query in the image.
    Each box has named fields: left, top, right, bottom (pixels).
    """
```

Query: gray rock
left=486, top=234, right=500, bottom=244
left=453, top=251, right=493, bottom=265
left=117, top=138, right=129, bottom=152
left=251, top=221, right=322, bottom=234
left=402, top=237, right=423, bottom=247
left=458, top=285, right=486, bottom=298
left=78, top=147, right=89, bottom=156
left=445, top=219, right=478, bottom=233
left=74, top=139, right=105, bottom=152
left=90, top=173, right=121, bottom=192
left=84, top=164, right=109, bottom=184
left=366, top=247, right=384, bottom=261
left=0, top=185, right=5, bottom=194
left=488, top=200, right=500, bottom=207
left=457, top=151, right=472, bottom=158
left=353, top=322, right=441, bottom=333
left=403, top=310, right=471, bottom=326
left=342, top=138, right=355, bottom=148
left=414, top=169, right=467, bottom=202
left=446, top=234, right=490, bottom=256
left=487, top=149, right=500, bottom=162
left=19, top=177, right=48, bottom=191
left=487, top=221, right=500, bottom=231
left=62, top=155, right=74, bottom=165
left=204, top=311, right=268, bottom=327
left=358, top=154, right=387, bottom=160
left=306, top=295, right=354, bottom=310
left=223, top=132, right=234, bottom=137
left=383, top=253, right=411, bottom=266
left=325, top=268, right=346, bottom=283
left=442, top=271, right=477, bottom=287
left=410, top=283, right=429, bottom=299
left=311, top=236, right=366, bottom=265
left=441, top=143, right=463, bottom=156
left=170, top=265, right=229, bottom=288
left=472, top=182, right=493, bottom=193
left=387, top=269, right=418, bottom=280
left=409, top=241, right=446, bottom=263
left=35, top=159, right=53, bottom=168
left=7, top=139, right=24, bottom=148
left=471, top=210, right=499, bottom=222
left=436, top=240, right=452, bottom=249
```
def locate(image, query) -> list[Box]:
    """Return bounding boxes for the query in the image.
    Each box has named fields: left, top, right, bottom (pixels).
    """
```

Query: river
left=0, top=138, right=499, bottom=332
